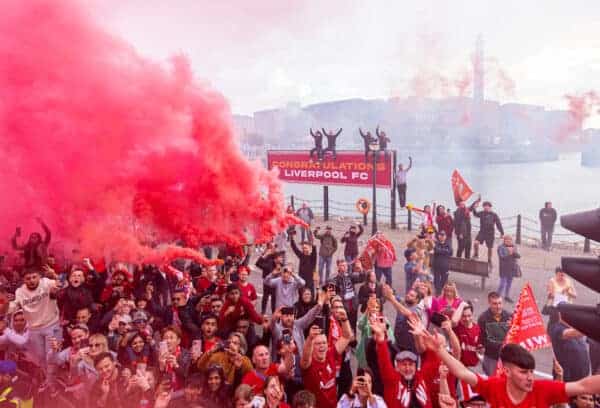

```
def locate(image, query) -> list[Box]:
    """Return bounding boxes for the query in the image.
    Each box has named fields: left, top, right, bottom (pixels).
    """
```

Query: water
left=282, top=153, right=600, bottom=240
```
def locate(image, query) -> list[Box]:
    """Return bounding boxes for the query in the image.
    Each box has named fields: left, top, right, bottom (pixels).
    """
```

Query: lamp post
left=369, top=140, right=380, bottom=234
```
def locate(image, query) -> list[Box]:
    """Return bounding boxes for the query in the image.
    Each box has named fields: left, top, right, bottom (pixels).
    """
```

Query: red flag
left=495, top=283, right=551, bottom=374
left=451, top=169, right=474, bottom=205
left=504, top=283, right=551, bottom=351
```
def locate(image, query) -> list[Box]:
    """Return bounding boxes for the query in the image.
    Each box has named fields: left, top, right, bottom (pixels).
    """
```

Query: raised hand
left=438, top=394, right=457, bottom=408
left=382, top=284, right=394, bottom=300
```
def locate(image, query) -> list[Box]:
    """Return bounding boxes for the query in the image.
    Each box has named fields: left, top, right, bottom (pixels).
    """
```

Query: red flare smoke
left=0, top=0, right=290, bottom=262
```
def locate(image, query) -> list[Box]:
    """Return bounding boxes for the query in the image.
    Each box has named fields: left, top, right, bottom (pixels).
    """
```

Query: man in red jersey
left=371, top=315, right=432, bottom=408
left=301, top=307, right=353, bottom=408
left=410, top=320, right=600, bottom=408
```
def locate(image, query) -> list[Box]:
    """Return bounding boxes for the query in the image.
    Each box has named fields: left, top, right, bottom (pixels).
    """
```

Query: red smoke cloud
left=0, top=0, right=293, bottom=263
left=561, top=91, right=600, bottom=141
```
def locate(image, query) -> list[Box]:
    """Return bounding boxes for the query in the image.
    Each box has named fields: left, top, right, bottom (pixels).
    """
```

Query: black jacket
left=471, top=205, right=504, bottom=237
left=255, top=253, right=277, bottom=278
left=539, top=207, right=557, bottom=227
left=453, top=207, right=472, bottom=237
left=432, top=240, right=452, bottom=273
left=341, top=225, right=364, bottom=258
left=290, top=238, right=317, bottom=285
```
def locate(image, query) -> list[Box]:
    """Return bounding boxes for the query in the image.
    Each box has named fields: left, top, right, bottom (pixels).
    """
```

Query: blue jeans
left=375, top=266, right=392, bottom=286
left=29, top=320, right=63, bottom=370
left=345, top=255, right=356, bottom=263
left=498, top=276, right=513, bottom=298
left=405, top=271, right=417, bottom=293
left=319, top=255, right=333, bottom=284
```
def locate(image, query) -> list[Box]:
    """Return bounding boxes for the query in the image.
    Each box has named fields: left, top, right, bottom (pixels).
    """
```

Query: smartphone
left=191, top=339, right=202, bottom=356
left=159, top=340, right=168, bottom=355
left=79, top=338, right=89, bottom=348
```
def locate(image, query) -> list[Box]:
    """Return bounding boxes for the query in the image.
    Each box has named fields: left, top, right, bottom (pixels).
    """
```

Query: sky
left=102, top=1, right=600, bottom=126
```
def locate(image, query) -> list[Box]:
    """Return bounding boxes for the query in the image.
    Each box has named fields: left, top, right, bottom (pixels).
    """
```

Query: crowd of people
left=0, top=199, right=594, bottom=408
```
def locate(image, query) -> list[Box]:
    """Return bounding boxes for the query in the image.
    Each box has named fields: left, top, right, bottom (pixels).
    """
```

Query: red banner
left=267, top=150, right=393, bottom=188
left=451, top=169, right=474, bottom=205
left=504, top=283, right=551, bottom=351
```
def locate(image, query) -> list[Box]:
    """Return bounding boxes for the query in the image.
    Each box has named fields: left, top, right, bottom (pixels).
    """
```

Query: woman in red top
left=435, top=206, right=454, bottom=239
left=263, top=376, right=291, bottom=408
left=451, top=301, right=481, bottom=368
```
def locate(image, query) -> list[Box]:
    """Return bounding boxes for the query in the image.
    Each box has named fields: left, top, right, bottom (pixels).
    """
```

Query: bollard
left=584, top=238, right=591, bottom=253
left=407, top=208, right=412, bottom=231
left=516, top=214, right=522, bottom=245
left=323, top=186, right=329, bottom=221
left=290, top=195, right=295, bottom=211
left=363, top=213, right=367, bottom=226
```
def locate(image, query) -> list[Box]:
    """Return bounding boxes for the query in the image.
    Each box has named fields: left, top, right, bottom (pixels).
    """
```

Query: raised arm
left=566, top=374, right=600, bottom=397
left=290, top=237, right=302, bottom=258
left=300, top=326, right=320, bottom=370
left=382, top=285, right=413, bottom=318
left=335, top=308, right=354, bottom=355
left=11, top=227, right=24, bottom=251
left=495, top=214, right=504, bottom=236
left=335, top=128, right=342, bottom=137
left=310, top=128, right=315, bottom=138
left=451, top=301, right=468, bottom=327
left=407, top=156, right=413, bottom=171
left=409, top=319, right=477, bottom=386
left=376, top=126, right=381, bottom=138
left=359, top=128, right=366, bottom=138
left=36, top=217, right=51, bottom=245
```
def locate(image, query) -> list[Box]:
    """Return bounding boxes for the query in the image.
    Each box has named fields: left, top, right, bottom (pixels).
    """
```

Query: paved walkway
left=248, top=216, right=596, bottom=376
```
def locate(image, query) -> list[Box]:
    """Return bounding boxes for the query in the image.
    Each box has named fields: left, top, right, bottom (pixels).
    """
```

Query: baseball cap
left=395, top=351, right=418, bottom=363
left=132, top=310, right=148, bottom=323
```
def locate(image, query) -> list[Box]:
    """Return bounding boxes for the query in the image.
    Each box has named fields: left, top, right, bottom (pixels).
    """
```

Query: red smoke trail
left=0, top=0, right=293, bottom=264
left=560, top=91, right=600, bottom=141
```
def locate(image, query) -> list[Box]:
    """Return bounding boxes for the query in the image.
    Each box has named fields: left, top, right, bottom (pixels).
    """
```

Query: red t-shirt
left=454, top=322, right=481, bottom=367
left=420, top=350, right=457, bottom=408
left=473, top=374, right=568, bottom=408
left=302, top=348, right=339, bottom=408
left=239, top=282, right=257, bottom=301
left=241, top=363, right=279, bottom=394
left=202, top=338, right=219, bottom=353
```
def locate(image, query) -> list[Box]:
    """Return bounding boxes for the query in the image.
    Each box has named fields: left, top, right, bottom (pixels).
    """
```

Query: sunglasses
left=90, top=343, right=104, bottom=348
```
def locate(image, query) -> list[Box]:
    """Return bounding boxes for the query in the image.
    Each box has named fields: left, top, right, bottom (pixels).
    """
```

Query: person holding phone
left=337, top=368, right=387, bottom=408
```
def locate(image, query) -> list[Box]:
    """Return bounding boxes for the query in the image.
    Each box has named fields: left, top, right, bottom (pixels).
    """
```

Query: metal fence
left=286, top=194, right=599, bottom=254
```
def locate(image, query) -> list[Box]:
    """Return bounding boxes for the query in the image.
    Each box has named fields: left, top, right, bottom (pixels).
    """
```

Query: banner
left=267, top=150, right=393, bottom=188
left=504, top=283, right=551, bottom=351
left=451, top=169, right=474, bottom=205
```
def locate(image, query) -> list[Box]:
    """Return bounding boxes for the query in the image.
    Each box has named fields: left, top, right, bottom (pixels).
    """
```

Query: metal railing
left=287, top=194, right=599, bottom=254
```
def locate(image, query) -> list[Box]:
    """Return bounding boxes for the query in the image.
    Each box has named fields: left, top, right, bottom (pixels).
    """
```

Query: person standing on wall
left=395, top=157, right=412, bottom=209
left=539, top=201, right=557, bottom=251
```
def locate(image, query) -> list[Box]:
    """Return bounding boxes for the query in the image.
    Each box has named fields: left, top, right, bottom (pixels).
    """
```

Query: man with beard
left=4, top=268, right=61, bottom=370
left=382, top=285, right=425, bottom=355
left=371, top=316, right=432, bottom=408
